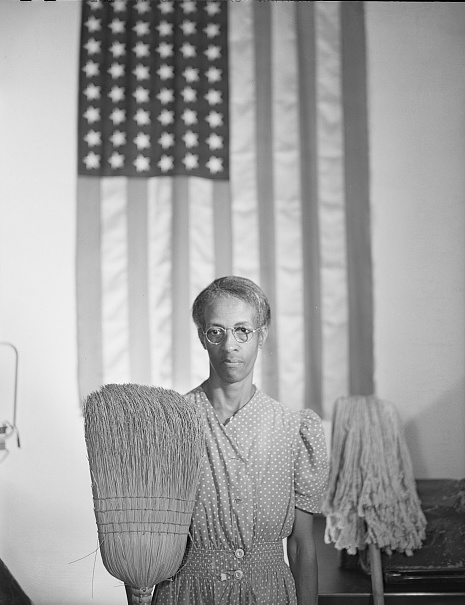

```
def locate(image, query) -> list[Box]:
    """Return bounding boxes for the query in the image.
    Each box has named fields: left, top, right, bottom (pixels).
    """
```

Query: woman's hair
left=192, top=276, right=271, bottom=331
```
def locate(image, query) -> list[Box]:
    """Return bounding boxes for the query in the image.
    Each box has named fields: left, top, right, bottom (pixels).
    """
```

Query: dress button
left=234, top=570, right=243, bottom=580
left=235, top=548, right=245, bottom=559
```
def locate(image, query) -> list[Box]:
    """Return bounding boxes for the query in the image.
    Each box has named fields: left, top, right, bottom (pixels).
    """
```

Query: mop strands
left=83, top=384, right=204, bottom=594
left=322, top=396, right=427, bottom=557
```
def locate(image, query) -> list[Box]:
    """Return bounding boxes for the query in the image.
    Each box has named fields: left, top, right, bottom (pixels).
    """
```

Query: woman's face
left=200, top=296, right=268, bottom=386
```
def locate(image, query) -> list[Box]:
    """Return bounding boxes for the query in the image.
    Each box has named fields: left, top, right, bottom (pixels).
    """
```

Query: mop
left=83, top=384, right=204, bottom=600
left=321, top=396, right=427, bottom=604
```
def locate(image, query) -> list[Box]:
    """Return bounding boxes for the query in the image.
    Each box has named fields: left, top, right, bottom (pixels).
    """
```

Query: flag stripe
left=127, top=178, right=151, bottom=384
left=315, top=2, right=350, bottom=417
left=213, top=181, right=233, bottom=278
left=76, top=176, right=103, bottom=399
left=101, top=177, right=130, bottom=383
left=341, top=1, right=374, bottom=396
left=171, top=176, right=191, bottom=394
left=296, top=2, right=323, bottom=414
left=254, top=1, right=279, bottom=400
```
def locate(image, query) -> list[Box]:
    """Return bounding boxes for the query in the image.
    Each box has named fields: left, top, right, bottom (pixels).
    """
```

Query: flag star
left=158, top=1, right=174, bottom=15
left=206, top=132, right=223, bottom=150
left=133, top=64, right=150, bottom=81
left=182, top=130, right=198, bottom=148
left=108, top=86, right=125, bottom=103
left=206, top=156, right=223, bottom=174
left=158, top=64, right=174, bottom=80
left=133, top=21, right=150, bottom=36
left=133, top=86, right=150, bottom=103
left=134, top=154, right=150, bottom=172
left=205, top=66, right=222, bottom=83
left=158, top=109, right=174, bottom=126
left=84, top=38, right=101, bottom=55
left=110, top=130, right=126, bottom=147
left=205, top=45, right=221, bottom=61
left=110, top=41, right=126, bottom=58
left=183, top=153, right=199, bottom=170
left=181, top=86, right=197, bottom=103
left=109, top=19, right=125, bottom=34
left=110, top=108, right=126, bottom=125
left=158, top=155, right=174, bottom=172
left=180, top=20, right=196, bottom=36
left=183, top=66, right=199, bottom=83
left=157, top=42, right=173, bottom=59
left=109, top=152, right=125, bottom=169
left=205, top=89, right=222, bottom=105
left=83, top=151, right=100, bottom=169
left=133, top=41, right=150, bottom=58
left=112, top=0, right=127, bottom=13
left=134, top=132, right=151, bottom=150
left=157, top=88, right=174, bottom=104
left=83, top=83, right=101, bottom=100
left=181, top=0, right=196, bottom=14
left=89, top=0, right=103, bottom=9
left=82, top=61, right=99, bottom=78
left=108, top=63, right=125, bottom=79
left=83, top=106, right=100, bottom=123
left=180, top=42, right=196, bottom=59
left=84, top=130, right=102, bottom=147
left=157, top=20, right=173, bottom=36
left=85, top=16, right=101, bottom=32
left=204, top=23, right=220, bottom=38
left=204, top=2, right=220, bottom=17
left=134, top=108, right=150, bottom=126
left=158, top=132, right=175, bottom=149
left=182, top=108, right=197, bottom=126
left=206, top=110, right=223, bottom=128
left=135, top=0, right=150, bottom=14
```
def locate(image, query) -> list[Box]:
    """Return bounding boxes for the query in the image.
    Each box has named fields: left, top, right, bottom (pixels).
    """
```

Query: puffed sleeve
left=294, top=409, right=329, bottom=513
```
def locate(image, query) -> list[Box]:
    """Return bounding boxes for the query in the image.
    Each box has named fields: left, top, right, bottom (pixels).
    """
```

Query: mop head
left=83, top=384, right=204, bottom=589
left=321, top=396, right=427, bottom=556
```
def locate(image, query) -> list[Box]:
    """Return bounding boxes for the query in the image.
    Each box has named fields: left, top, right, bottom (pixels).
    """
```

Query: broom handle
left=368, top=544, right=385, bottom=605
left=125, top=586, right=153, bottom=604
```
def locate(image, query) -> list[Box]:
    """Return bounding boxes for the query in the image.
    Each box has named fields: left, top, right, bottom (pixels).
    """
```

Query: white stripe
left=147, top=177, right=173, bottom=388
left=100, top=176, right=130, bottom=384
left=189, top=176, right=215, bottom=388
left=316, top=2, right=350, bottom=417
left=272, top=3, right=305, bottom=411
left=228, top=0, right=263, bottom=389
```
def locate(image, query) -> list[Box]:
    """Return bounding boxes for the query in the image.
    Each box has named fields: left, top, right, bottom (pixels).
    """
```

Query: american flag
left=76, top=0, right=374, bottom=419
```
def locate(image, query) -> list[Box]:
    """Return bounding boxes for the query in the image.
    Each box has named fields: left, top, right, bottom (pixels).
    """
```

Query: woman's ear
left=198, top=328, right=207, bottom=350
left=258, top=325, right=268, bottom=348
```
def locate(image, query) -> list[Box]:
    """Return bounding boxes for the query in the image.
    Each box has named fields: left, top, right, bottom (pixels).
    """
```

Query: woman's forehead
left=203, top=295, right=256, bottom=323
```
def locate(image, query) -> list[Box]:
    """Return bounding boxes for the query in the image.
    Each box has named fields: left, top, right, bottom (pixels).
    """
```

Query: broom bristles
left=83, top=384, right=204, bottom=588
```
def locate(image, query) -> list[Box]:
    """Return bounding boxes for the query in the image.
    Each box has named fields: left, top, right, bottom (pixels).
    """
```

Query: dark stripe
left=213, top=181, right=233, bottom=277
left=296, top=2, right=323, bottom=416
left=126, top=178, right=152, bottom=384
left=76, top=176, right=103, bottom=401
left=341, top=1, right=375, bottom=395
left=171, top=176, right=191, bottom=393
left=254, top=2, right=279, bottom=400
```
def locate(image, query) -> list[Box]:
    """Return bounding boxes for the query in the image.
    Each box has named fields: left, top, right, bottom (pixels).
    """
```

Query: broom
left=321, top=396, right=427, bottom=604
left=83, top=383, right=204, bottom=597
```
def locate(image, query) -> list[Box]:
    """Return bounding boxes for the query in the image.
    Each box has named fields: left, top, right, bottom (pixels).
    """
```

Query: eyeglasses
left=203, top=326, right=263, bottom=345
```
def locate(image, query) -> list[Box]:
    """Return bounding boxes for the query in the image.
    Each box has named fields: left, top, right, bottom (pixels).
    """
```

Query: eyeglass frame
left=202, top=325, right=264, bottom=346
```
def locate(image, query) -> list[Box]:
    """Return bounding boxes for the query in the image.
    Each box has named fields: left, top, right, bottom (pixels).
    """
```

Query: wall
left=0, top=2, right=463, bottom=604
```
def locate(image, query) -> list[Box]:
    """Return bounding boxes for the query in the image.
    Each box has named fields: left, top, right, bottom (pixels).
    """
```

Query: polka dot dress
left=153, top=387, right=329, bottom=605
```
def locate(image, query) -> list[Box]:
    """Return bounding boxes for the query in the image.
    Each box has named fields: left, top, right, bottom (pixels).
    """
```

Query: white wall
left=367, top=1, right=465, bottom=479
left=0, top=2, right=464, bottom=604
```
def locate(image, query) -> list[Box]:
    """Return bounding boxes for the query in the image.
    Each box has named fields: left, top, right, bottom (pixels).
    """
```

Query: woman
left=131, top=276, right=329, bottom=604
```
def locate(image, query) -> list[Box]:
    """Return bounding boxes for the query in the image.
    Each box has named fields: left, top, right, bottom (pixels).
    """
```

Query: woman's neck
left=202, top=378, right=256, bottom=424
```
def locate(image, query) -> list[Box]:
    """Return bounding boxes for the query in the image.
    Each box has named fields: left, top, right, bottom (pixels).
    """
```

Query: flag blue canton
left=78, top=0, right=229, bottom=179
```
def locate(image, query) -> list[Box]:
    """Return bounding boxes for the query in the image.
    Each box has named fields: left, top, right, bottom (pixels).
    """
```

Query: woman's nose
left=221, top=328, right=238, bottom=349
